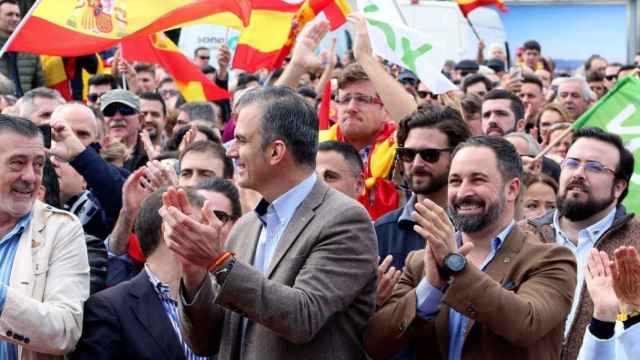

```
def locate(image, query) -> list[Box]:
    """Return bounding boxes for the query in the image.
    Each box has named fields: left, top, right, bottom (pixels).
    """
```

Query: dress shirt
left=415, top=221, right=515, bottom=360
left=552, top=207, right=616, bottom=337
left=253, top=174, right=317, bottom=273
left=145, top=265, right=211, bottom=360
left=0, top=213, right=32, bottom=360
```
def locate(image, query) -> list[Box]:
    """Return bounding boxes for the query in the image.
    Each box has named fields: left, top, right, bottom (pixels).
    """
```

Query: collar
left=144, top=264, right=172, bottom=299
left=456, top=220, right=515, bottom=252
left=553, top=206, right=617, bottom=244
left=398, top=193, right=418, bottom=225
left=0, top=212, right=32, bottom=245
left=254, top=173, right=317, bottom=225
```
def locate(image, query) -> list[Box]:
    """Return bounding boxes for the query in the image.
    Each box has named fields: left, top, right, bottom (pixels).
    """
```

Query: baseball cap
left=455, top=60, right=479, bottom=72
left=398, top=70, right=419, bottom=84
left=486, top=59, right=506, bottom=73
left=100, top=89, right=140, bottom=113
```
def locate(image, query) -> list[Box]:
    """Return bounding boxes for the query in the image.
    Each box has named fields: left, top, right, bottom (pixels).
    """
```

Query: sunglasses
left=605, top=75, right=618, bottom=81
left=103, top=104, right=137, bottom=117
left=198, top=55, right=210, bottom=60
left=213, top=209, right=232, bottom=225
left=396, top=147, right=452, bottom=163
left=417, top=90, right=437, bottom=100
left=87, top=93, right=102, bottom=103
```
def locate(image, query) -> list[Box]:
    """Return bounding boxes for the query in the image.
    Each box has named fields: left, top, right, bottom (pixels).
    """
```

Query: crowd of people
left=0, top=0, right=639, bottom=359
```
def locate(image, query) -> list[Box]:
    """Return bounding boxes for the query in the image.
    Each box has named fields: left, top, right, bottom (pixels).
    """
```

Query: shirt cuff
left=0, top=284, right=7, bottom=314
left=415, top=278, right=443, bottom=318
left=589, top=317, right=616, bottom=339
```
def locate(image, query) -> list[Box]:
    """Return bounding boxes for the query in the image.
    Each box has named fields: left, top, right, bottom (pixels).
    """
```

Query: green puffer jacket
left=0, top=35, right=44, bottom=94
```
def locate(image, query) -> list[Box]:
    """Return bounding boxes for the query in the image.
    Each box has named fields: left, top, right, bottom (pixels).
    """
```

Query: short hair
left=236, top=86, right=319, bottom=168
left=139, top=92, right=166, bottom=116
left=586, top=71, right=605, bottom=83
left=460, top=93, right=482, bottom=115
left=556, top=77, right=597, bottom=102
left=397, top=105, right=471, bottom=149
left=618, top=64, right=638, bottom=75
left=179, top=140, right=234, bottom=179
left=523, top=40, right=541, bottom=53
left=452, top=136, right=523, bottom=183
left=504, top=132, right=541, bottom=156
left=571, top=127, right=635, bottom=203
left=178, top=101, right=216, bottom=124
left=135, top=187, right=205, bottom=257
left=134, top=63, right=155, bottom=75
left=483, top=89, right=525, bottom=121
left=337, top=63, right=370, bottom=89
left=461, top=74, right=492, bottom=94
left=0, top=0, right=18, bottom=9
left=297, top=86, right=317, bottom=99
left=521, top=74, right=544, bottom=91
left=164, top=124, right=220, bottom=152
left=318, top=140, right=364, bottom=177
left=41, top=159, right=60, bottom=208
left=88, top=74, right=117, bottom=89
left=197, top=178, right=242, bottom=221
left=0, top=114, right=43, bottom=139
left=235, top=73, right=260, bottom=91
left=51, top=102, right=98, bottom=136
left=194, top=47, right=209, bottom=57
left=17, top=87, right=65, bottom=118
left=157, top=77, right=175, bottom=89
left=584, top=55, right=606, bottom=72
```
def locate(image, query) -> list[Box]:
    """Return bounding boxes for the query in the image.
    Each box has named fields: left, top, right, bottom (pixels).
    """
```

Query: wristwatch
left=213, top=257, right=236, bottom=286
left=439, top=252, right=468, bottom=279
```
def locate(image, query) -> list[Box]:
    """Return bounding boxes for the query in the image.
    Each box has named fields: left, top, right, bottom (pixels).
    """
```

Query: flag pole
left=532, top=127, right=573, bottom=162
left=119, top=43, right=128, bottom=90
left=0, top=0, right=44, bottom=59
left=465, top=17, right=481, bottom=41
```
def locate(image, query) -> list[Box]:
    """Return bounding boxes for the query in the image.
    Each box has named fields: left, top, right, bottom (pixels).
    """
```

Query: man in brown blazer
left=159, top=86, right=378, bottom=360
left=365, top=136, right=577, bottom=359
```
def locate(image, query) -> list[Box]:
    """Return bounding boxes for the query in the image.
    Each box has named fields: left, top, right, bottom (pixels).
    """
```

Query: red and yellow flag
left=121, top=33, right=229, bottom=101
left=233, top=0, right=351, bottom=72
left=8, top=0, right=251, bottom=56
left=456, top=0, right=507, bottom=17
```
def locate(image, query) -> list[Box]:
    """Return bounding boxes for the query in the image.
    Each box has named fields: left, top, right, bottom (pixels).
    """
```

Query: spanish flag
left=121, top=33, right=229, bottom=101
left=8, top=0, right=251, bottom=56
left=233, top=0, right=351, bottom=72
left=456, top=0, right=507, bottom=17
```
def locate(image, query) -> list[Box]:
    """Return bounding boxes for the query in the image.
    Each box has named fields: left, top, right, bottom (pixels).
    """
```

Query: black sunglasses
left=87, top=93, right=101, bottom=103
left=396, top=147, right=452, bottom=163
left=103, top=104, right=137, bottom=117
left=417, top=90, right=437, bottom=100
left=605, top=75, right=617, bottom=81
left=198, top=55, right=210, bottom=60
left=213, top=209, right=232, bottom=225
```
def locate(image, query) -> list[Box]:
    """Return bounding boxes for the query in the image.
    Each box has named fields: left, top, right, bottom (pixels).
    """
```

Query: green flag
left=571, top=76, right=640, bottom=213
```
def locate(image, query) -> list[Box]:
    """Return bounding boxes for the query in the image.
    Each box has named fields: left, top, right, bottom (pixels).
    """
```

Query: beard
left=448, top=192, right=504, bottom=233
left=408, top=167, right=448, bottom=195
left=556, top=185, right=615, bottom=222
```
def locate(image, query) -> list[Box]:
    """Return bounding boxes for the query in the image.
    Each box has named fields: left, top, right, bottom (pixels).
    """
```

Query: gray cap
left=100, top=89, right=140, bottom=112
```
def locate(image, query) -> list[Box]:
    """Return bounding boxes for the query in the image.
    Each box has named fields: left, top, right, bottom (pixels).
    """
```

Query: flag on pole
left=358, top=0, right=456, bottom=94
left=571, top=76, right=640, bottom=213
left=121, top=33, right=229, bottom=101
left=7, top=0, right=251, bottom=56
left=233, top=0, right=351, bottom=72
left=456, top=0, right=508, bottom=18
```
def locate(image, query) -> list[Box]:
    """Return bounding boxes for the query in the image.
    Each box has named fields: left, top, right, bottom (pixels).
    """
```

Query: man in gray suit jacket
left=159, top=86, right=379, bottom=360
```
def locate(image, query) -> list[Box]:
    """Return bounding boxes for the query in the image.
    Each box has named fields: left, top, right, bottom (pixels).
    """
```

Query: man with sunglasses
left=87, top=74, right=117, bottom=110
left=101, top=89, right=148, bottom=171
left=604, top=63, right=621, bottom=90
left=521, top=127, right=640, bottom=360
left=193, top=47, right=211, bottom=68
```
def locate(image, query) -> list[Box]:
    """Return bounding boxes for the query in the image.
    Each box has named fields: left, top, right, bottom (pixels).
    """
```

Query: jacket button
left=5, top=330, right=11, bottom=337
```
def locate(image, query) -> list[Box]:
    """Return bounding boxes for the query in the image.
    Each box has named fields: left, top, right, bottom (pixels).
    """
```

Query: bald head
left=51, top=102, right=98, bottom=146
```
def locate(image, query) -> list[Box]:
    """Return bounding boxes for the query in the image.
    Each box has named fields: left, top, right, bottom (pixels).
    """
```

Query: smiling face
left=0, top=132, right=45, bottom=222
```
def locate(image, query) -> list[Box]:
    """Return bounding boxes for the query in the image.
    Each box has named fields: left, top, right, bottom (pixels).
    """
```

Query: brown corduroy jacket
left=365, top=225, right=577, bottom=360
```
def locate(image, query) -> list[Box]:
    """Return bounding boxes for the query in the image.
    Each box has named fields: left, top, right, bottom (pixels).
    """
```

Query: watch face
left=446, top=253, right=466, bottom=272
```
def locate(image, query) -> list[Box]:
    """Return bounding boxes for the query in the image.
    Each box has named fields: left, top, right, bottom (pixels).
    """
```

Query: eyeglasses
left=560, top=158, right=616, bottom=175
left=198, top=55, right=210, bottom=60
left=213, top=209, right=232, bottom=225
left=417, top=90, right=437, bottom=100
left=396, top=147, right=452, bottom=163
left=336, top=94, right=383, bottom=106
left=103, top=104, right=137, bottom=117
left=159, top=89, right=180, bottom=98
left=87, top=93, right=102, bottom=103
left=605, top=75, right=618, bottom=81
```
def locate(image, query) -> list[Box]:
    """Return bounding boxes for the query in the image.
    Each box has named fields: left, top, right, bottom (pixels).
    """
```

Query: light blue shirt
left=253, top=173, right=317, bottom=273
left=415, top=221, right=515, bottom=360
left=0, top=213, right=32, bottom=360
left=552, top=207, right=616, bottom=337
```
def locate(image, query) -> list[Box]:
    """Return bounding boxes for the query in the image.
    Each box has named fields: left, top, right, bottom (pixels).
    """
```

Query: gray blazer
left=179, top=179, right=378, bottom=360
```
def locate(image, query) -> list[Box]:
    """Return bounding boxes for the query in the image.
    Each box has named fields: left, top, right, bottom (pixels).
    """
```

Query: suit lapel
left=462, top=226, right=527, bottom=339
left=265, top=180, right=326, bottom=279
left=128, top=272, right=186, bottom=360
left=9, top=201, right=46, bottom=297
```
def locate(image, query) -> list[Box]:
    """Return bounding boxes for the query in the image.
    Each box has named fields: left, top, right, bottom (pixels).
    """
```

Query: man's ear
left=268, top=140, right=287, bottom=166
left=516, top=119, right=526, bottom=132
left=613, top=178, right=627, bottom=201
left=506, top=177, right=521, bottom=203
